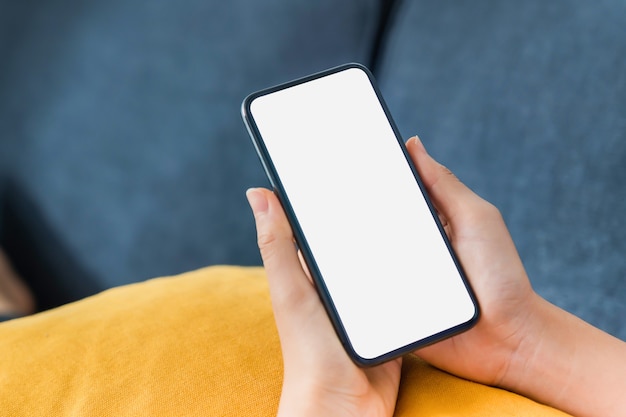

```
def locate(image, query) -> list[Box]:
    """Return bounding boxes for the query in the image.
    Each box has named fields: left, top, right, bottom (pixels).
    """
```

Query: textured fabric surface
left=0, top=266, right=570, bottom=416
left=3, top=0, right=622, bottom=344
left=0, top=0, right=380, bottom=292
left=377, top=0, right=626, bottom=339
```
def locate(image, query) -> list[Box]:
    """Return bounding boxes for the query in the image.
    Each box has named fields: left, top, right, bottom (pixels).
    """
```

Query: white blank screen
left=248, top=67, right=476, bottom=360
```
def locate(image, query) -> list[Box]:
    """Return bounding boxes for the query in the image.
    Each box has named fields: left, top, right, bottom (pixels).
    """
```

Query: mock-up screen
left=245, top=66, right=477, bottom=361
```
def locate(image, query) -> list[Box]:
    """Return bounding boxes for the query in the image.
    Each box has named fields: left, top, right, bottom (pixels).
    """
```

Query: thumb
left=245, top=188, right=315, bottom=315
left=405, top=136, right=485, bottom=224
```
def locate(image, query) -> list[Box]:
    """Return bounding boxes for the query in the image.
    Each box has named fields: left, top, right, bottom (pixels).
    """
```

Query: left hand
left=247, top=187, right=402, bottom=417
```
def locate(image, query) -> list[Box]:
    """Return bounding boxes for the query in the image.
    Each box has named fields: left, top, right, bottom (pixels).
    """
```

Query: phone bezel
left=241, top=63, right=479, bottom=366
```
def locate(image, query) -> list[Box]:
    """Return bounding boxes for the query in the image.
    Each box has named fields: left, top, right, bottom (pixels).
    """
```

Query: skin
left=247, top=177, right=401, bottom=417
left=0, top=248, right=35, bottom=317
left=247, top=136, right=626, bottom=417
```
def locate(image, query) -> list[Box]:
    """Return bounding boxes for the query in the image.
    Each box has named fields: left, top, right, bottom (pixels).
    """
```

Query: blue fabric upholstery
left=0, top=0, right=380, bottom=293
left=1, top=0, right=624, bottom=341
left=378, top=0, right=626, bottom=339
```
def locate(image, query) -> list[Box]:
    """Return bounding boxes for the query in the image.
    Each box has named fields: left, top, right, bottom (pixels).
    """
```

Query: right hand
left=405, top=136, right=539, bottom=385
left=407, top=136, right=626, bottom=417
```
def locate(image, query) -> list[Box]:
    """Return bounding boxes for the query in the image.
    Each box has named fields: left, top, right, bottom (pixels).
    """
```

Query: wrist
left=277, top=374, right=395, bottom=417
left=498, top=295, right=575, bottom=401
left=277, top=386, right=357, bottom=417
left=498, top=294, right=626, bottom=417
left=277, top=375, right=328, bottom=417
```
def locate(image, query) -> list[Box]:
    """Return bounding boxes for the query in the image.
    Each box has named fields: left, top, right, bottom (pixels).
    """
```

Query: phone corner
left=469, top=301, right=481, bottom=328
left=240, top=93, right=256, bottom=120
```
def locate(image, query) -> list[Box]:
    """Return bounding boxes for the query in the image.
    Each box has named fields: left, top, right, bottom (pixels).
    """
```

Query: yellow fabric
left=0, top=266, right=571, bottom=416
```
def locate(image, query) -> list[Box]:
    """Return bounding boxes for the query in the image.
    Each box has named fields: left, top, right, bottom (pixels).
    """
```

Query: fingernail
left=246, top=188, right=268, bottom=214
left=412, top=135, right=426, bottom=152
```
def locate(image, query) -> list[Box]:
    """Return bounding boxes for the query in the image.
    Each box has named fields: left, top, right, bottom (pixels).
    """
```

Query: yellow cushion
left=0, top=266, right=571, bottom=416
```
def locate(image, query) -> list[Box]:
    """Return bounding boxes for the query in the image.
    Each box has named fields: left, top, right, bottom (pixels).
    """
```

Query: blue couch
left=1, top=0, right=624, bottom=339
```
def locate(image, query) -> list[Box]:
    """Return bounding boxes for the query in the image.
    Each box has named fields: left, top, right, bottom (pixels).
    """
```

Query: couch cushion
left=0, top=266, right=570, bottom=416
left=0, top=0, right=380, bottom=294
left=377, top=1, right=626, bottom=339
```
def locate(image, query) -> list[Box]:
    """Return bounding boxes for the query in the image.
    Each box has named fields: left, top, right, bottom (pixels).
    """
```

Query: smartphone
left=241, top=63, right=479, bottom=366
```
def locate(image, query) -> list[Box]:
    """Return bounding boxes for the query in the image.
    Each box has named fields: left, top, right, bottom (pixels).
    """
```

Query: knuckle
left=257, top=229, right=292, bottom=266
left=257, top=229, right=279, bottom=251
left=429, top=163, right=459, bottom=193
left=483, top=200, right=503, bottom=219
left=439, top=163, right=456, bottom=178
left=471, top=199, right=504, bottom=225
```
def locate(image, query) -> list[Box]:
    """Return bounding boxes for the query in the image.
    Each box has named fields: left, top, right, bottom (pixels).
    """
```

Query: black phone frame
left=241, top=62, right=479, bottom=367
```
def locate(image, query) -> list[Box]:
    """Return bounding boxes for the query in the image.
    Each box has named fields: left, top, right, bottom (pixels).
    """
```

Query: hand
left=247, top=135, right=626, bottom=417
left=247, top=188, right=401, bottom=417
left=404, top=136, right=536, bottom=386
left=406, top=136, right=626, bottom=417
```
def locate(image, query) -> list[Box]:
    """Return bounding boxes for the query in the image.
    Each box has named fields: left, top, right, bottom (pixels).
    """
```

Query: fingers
left=246, top=188, right=316, bottom=316
left=405, top=136, right=490, bottom=225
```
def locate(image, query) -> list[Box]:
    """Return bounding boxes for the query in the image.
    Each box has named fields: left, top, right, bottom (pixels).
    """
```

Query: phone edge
left=241, top=62, right=480, bottom=367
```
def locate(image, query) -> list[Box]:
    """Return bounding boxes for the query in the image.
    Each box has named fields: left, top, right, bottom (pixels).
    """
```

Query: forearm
left=502, top=294, right=626, bottom=417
